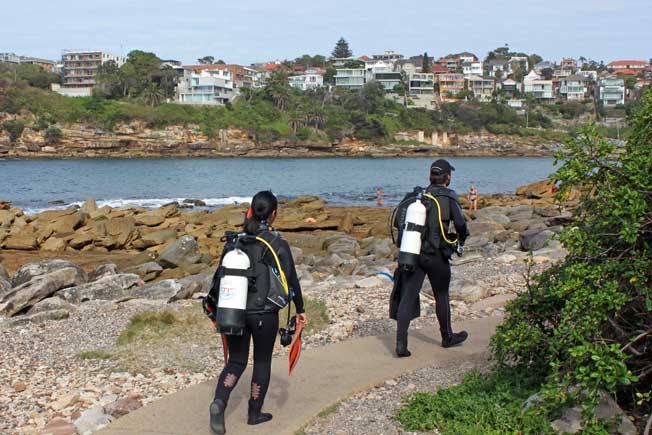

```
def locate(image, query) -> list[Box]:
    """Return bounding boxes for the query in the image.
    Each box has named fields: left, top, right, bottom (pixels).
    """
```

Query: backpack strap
left=423, top=193, right=459, bottom=245
left=216, top=266, right=256, bottom=278
left=255, top=235, right=289, bottom=298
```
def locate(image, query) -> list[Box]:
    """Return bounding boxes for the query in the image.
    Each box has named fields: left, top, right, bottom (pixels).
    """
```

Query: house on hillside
left=607, top=60, right=647, bottom=73
left=335, top=68, right=366, bottom=89
left=499, top=78, right=521, bottom=98
left=597, top=76, right=625, bottom=106
left=54, top=50, right=126, bottom=97
left=558, top=74, right=589, bottom=101
left=462, top=60, right=483, bottom=77
left=409, top=72, right=435, bottom=95
left=523, top=70, right=554, bottom=102
left=175, top=65, right=237, bottom=105
left=372, top=50, right=404, bottom=62
left=487, top=59, right=511, bottom=78
left=288, top=68, right=324, bottom=91
left=465, top=76, right=495, bottom=102
left=438, top=73, right=465, bottom=100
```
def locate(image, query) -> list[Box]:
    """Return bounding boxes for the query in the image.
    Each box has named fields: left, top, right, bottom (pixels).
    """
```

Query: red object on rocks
left=41, top=417, right=78, bottom=435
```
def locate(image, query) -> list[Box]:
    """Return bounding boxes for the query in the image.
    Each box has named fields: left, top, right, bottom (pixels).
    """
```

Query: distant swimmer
left=376, top=187, right=384, bottom=207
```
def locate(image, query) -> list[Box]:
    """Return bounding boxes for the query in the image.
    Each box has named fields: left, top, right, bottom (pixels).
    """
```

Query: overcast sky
left=2, top=0, right=650, bottom=65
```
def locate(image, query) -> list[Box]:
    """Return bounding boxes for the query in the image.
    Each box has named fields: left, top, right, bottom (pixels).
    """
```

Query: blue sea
left=0, top=157, right=556, bottom=214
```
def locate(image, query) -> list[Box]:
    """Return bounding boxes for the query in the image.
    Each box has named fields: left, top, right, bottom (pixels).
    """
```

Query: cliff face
left=0, top=115, right=558, bottom=158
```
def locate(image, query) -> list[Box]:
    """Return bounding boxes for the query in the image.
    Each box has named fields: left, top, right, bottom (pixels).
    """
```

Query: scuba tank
left=216, top=248, right=251, bottom=335
left=398, top=193, right=427, bottom=270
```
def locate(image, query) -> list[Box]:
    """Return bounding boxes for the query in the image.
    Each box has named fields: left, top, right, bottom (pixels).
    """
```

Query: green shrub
left=1, top=119, right=25, bottom=143
left=492, top=92, right=652, bottom=423
left=396, top=369, right=551, bottom=435
left=33, top=117, right=49, bottom=131
left=296, top=127, right=312, bottom=141
left=44, top=126, right=62, bottom=144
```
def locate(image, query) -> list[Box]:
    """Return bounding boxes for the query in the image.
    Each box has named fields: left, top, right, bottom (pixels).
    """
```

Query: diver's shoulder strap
left=255, top=233, right=289, bottom=297
left=422, top=193, right=459, bottom=245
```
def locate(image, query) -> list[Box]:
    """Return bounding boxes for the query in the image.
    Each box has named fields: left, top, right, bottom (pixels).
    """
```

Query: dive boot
left=248, top=401, right=273, bottom=426
left=209, top=399, right=226, bottom=434
left=396, top=333, right=411, bottom=357
left=442, top=331, right=468, bottom=348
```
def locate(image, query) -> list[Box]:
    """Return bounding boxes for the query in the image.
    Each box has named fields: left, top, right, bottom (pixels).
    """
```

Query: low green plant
left=78, top=349, right=113, bottom=360
left=116, top=310, right=179, bottom=345
left=44, top=126, right=62, bottom=144
left=2, top=119, right=25, bottom=143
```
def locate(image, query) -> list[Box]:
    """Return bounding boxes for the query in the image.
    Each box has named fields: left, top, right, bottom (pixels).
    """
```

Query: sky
left=2, top=0, right=651, bottom=65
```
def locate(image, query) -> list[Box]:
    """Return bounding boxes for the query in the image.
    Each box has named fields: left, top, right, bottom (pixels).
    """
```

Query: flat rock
left=58, top=274, right=143, bottom=303
left=0, top=267, right=87, bottom=316
left=74, top=405, right=112, bottom=434
left=125, top=262, right=163, bottom=281
left=355, top=276, right=382, bottom=288
left=520, top=228, right=555, bottom=251
left=131, top=279, right=194, bottom=302
left=1, top=233, right=39, bottom=250
left=450, top=283, right=488, bottom=303
left=140, top=229, right=177, bottom=247
left=5, top=308, right=70, bottom=326
left=135, top=213, right=165, bottom=227
left=11, top=259, right=88, bottom=288
left=28, top=296, right=78, bottom=314
left=470, top=294, right=516, bottom=312
left=41, top=237, right=67, bottom=252
left=41, top=417, right=78, bottom=435
left=88, top=263, right=119, bottom=281
left=104, top=397, right=143, bottom=418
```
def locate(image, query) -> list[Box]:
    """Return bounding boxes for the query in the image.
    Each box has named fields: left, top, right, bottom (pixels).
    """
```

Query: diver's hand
left=296, top=313, right=308, bottom=325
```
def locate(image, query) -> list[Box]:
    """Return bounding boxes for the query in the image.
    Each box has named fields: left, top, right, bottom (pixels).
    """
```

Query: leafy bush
left=492, top=92, right=652, bottom=424
left=1, top=119, right=25, bottom=143
left=44, top=126, right=62, bottom=144
left=396, top=369, right=551, bottom=435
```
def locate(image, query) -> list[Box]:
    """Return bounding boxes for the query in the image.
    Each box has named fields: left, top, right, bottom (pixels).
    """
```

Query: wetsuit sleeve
left=277, top=238, right=305, bottom=314
left=450, top=198, right=469, bottom=244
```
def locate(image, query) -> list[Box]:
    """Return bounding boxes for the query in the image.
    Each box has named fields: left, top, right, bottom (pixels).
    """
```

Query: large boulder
left=5, top=309, right=71, bottom=326
left=1, top=233, right=39, bottom=250
left=88, top=263, right=119, bottom=281
left=0, top=267, right=87, bottom=316
left=124, top=262, right=163, bottom=282
left=57, top=274, right=143, bottom=303
left=131, top=279, right=197, bottom=302
left=449, top=282, right=489, bottom=303
left=467, top=221, right=505, bottom=236
left=105, top=216, right=136, bottom=247
left=338, top=212, right=354, bottom=234
left=324, top=235, right=360, bottom=257
left=520, top=228, right=555, bottom=251
left=41, top=237, right=67, bottom=252
left=0, top=276, right=11, bottom=297
left=140, top=229, right=177, bottom=247
left=28, top=296, right=78, bottom=314
left=135, top=213, right=166, bottom=227
left=11, top=260, right=87, bottom=288
left=157, top=236, right=201, bottom=268
left=516, top=179, right=554, bottom=199
left=46, top=212, right=84, bottom=237
left=0, top=264, right=8, bottom=281
left=80, top=199, right=98, bottom=215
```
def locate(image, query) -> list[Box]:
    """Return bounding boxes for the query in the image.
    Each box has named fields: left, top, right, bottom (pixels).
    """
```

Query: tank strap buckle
left=405, top=222, right=425, bottom=233
left=216, top=266, right=256, bottom=278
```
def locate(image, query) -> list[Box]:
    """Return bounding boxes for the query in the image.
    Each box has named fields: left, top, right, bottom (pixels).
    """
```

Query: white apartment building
left=335, top=68, right=366, bottom=89
left=176, top=65, right=237, bottom=105
left=408, top=72, right=435, bottom=95
left=523, top=71, right=554, bottom=101
left=0, top=53, right=20, bottom=63
left=462, top=61, right=483, bottom=77
left=288, top=69, right=324, bottom=91
left=597, top=77, right=625, bottom=106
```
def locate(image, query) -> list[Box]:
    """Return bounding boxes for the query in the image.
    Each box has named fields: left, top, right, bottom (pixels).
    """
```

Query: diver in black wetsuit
left=209, top=191, right=307, bottom=434
left=391, top=159, right=470, bottom=357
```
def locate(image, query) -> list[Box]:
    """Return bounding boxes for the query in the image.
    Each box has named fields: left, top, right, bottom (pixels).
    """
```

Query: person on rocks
left=390, top=159, right=470, bottom=357
left=208, top=191, right=307, bottom=434
left=467, top=185, right=478, bottom=211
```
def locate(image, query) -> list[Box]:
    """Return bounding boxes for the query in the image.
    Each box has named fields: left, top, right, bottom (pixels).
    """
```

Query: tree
left=142, top=83, right=164, bottom=106
left=264, top=72, right=292, bottom=110
left=323, top=66, right=337, bottom=85
left=528, top=54, right=543, bottom=71
left=198, top=56, right=215, bottom=65
left=44, top=127, right=62, bottom=144
left=541, top=67, right=554, bottom=80
left=216, top=59, right=226, bottom=65
left=331, top=37, right=352, bottom=59
left=422, top=52, right=431, bottom=73
left=122, top=50, right=164, bottom=97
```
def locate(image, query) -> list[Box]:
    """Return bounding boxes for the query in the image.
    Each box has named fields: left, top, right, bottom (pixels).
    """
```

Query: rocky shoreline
left=0, top=179, right=574, bottom=434
left=0, top=116, right=559, bottom=158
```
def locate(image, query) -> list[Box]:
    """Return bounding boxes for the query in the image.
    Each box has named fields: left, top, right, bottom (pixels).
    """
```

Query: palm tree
left=265, top=72, right=291, bottom=111
left=142, top=84, right=164, bottom=107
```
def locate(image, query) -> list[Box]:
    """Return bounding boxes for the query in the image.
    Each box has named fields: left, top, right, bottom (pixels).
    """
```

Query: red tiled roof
left=264, top=63, right=286, bottom=71
left=608, top=60, right=647, bottom=67
left=358, top=55, right=371, bottom=61
left=613, top=68, right=642, bottom=76
left=432, top=64, right=449, bottom=73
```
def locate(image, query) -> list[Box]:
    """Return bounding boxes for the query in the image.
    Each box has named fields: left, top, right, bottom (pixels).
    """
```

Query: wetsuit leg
left=396, top=267, right=426, bottom=344
left=214, top=328, right=251, bottom=404
left=420, top=253, right=453, bottom=340
left=248, top=312, right=279, bottom=413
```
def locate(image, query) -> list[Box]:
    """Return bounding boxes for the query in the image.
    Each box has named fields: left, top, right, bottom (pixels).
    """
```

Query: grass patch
left=78, top=349, right=113, bottom=360
left=279, top=297, right=330, bottom=335
left=396, top=369, right=551, bottom=435
left=317, top=400, right=342, bottom=418
left=116, top=310, right=180, bottom=345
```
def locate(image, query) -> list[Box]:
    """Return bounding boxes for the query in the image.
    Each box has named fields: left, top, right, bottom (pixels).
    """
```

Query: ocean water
left=0, top=157, right=556, bottom=214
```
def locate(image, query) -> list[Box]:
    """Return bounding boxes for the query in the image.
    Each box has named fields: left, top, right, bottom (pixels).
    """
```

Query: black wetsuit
left=396, top=184, right=469, bottom=343
left=213, top=230, right=304, bottom=414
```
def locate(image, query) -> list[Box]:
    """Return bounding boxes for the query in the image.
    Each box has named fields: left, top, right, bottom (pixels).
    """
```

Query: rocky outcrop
left=57, top=274, right=144, bottom=303
left=0, top=115, right=557, bottom=158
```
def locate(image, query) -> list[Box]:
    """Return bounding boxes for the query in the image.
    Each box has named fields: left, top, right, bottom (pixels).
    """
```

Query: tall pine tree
left=332, top=37, right=353, bottom=59
left=422, top=52, right=431, bottom=73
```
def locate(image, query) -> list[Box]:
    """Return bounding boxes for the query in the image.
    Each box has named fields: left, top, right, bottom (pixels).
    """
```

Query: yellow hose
left=423, top=193, right=459, bottom=245
left=255, top=236, right=289, bottom=296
